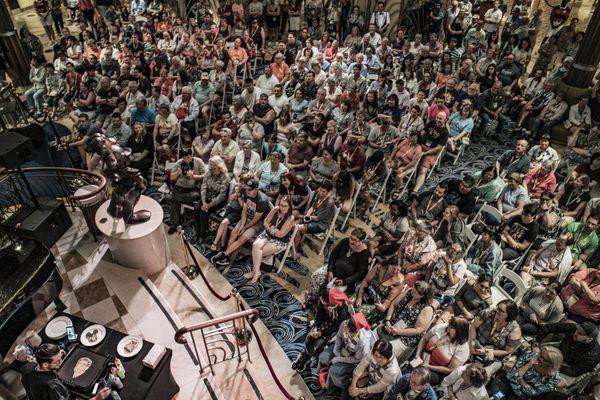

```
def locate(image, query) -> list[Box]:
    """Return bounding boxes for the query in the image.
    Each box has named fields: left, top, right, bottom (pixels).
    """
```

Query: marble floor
left=9, top=209, right=314, bottom=400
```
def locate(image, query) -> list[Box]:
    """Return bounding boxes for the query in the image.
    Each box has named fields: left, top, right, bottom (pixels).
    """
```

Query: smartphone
left=66, top=326, right=77, bottom=342
left=491, top=391, right=505, bottom=400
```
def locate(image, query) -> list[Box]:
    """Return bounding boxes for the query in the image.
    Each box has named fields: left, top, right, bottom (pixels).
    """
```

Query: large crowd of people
left=17, top=0, right=600, bottom=398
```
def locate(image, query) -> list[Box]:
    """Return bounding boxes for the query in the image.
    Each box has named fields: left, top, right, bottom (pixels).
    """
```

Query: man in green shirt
left=563, top=214, right=599, bottom=270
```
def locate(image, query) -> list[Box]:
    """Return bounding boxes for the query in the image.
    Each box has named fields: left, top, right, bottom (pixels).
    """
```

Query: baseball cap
left=246, top=179, right=259, bottom=189
left=576, top=322, right=599, bottom=339
left=201, top=72, right=209, bottom=80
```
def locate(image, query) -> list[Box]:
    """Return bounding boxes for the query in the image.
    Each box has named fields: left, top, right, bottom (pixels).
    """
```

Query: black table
left=39, top=312, right=179, bottom=400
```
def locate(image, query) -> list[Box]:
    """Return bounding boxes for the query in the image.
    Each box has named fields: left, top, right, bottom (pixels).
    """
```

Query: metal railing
left=0, top=167, right=108, bottom=239
left=175, top=230, right=305, bottom=400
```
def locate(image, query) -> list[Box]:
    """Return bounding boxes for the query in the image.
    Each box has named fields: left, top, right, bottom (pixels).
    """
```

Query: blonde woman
left=194, top=156, right=231, bottom=240
left=490, top=346, right=563, bottom=400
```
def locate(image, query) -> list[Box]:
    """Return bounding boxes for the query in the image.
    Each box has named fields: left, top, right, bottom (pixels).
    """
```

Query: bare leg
left=294, top=224, right=306, bottom=247
left=224, top=233, right=251, bottom=256
left=245, top=237, right=268, bottom=282
left=412, top=167, right=428, bottom=193
left=245, top=240, right=282, bottom=284
left=213, top=219, right=230, bottom=248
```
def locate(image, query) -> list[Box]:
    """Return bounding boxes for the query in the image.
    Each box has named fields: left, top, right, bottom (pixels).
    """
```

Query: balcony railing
left=175, top=232, right=305, bottom=400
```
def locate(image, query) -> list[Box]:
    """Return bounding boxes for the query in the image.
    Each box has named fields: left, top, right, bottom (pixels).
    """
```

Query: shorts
left=305, top=222, right=324, bottom=234
left=234, top=221, right=262, bottom=239
left=224, top=209, right=241, bottom=225
left=421, top=154, right=437, bottom=169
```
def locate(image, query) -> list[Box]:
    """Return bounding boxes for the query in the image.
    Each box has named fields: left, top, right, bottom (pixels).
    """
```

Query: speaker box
left=2, top=198, right=72, bottom=249
left=0, top=130, right=34, bottom=168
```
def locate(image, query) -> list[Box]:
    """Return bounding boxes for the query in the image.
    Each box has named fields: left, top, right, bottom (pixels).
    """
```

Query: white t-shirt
left=483, top=8, right=503, bottom=33
left=255, top=74, right=280, bottom=96
left=268, top=93, right=290, bottom=114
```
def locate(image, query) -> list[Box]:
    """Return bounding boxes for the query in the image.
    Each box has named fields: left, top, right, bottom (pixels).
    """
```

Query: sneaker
left=291, top=354, right=306, bottom=371
left=215, top=255, right=231, bottom=267
left=210, top=251, right=225, bottom=264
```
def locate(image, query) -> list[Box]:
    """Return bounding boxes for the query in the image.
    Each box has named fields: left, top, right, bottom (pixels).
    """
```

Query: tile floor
left=33, top=208, right=315, bottom=400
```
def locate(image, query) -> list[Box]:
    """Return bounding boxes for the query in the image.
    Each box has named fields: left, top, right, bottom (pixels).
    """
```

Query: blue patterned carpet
left=147, top=134, right=512, bottom=397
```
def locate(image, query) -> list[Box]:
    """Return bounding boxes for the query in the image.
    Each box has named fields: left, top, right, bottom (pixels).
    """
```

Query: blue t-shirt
left=448, top=112, right=474, bottom=138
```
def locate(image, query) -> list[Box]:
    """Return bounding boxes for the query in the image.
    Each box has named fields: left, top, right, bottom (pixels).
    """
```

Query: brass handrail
left=0, top=166, right=107, bottom=202
left=177, top=233, right=305, bottom=400
left=174, top=309, right=259, bottom=344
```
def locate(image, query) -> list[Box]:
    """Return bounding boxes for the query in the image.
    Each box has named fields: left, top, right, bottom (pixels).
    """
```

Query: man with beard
left=286, top=133, right=314, bottom=179
left=442, top=175, right=476, bottom=217
left=252, top=93, right=276, bottom=138
left=411, top=182, right=448, bottom=226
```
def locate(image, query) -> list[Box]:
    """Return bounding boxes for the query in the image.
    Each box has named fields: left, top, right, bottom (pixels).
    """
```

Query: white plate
left=45, top=316, right=73, bottom=340
left=117, top=335, right=143, bottom=358
left=80, top=324, right=107, bottom=347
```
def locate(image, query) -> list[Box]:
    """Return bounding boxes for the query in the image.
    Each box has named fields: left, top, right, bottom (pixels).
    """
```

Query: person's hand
left=463, top=311, right=474, bottom=320
left=334, top=278, right=344, bottom=286
left=529, top=313, right=539, bottom=324
left=386, top=324, right=398, bottom=335
left=201, top=204, right=209, bottom=212
left=354, top=297, right=362, bottom=307
left=186, top=169, right=194, bottom=177
left=162, top=139, right=168, bottom=144
left=375, top=302, right=386, bottom=312
left=348, top=385, right=359, bottom=397
left=475, top=347, right=486, bottom=356
left=93, top=388, right=112, bottom=400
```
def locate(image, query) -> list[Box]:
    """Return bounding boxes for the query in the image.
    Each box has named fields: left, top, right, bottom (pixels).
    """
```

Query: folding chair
left=470, top=203, right=503, bottom=226
left=491, top=268, right=528, bottom=306
left=445, top=137, right=468, bottom=165
left=371, top=168, right=393, bottom=213
left=464, top=225, right=478, bottom=254
left=252, top=45, right=264, bottom=77
left=275, top=225, right=299, bottom=273
left=341, top=181, right=363, bottom=231
left=425, top=148, right=445, bottom=181
left=311, top=205, right=342, bottom=256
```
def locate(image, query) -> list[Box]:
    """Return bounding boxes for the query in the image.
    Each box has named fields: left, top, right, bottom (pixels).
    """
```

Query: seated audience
left=317, top=313, right=377, bottom=390
left=490, top=346, right=563, bottom=400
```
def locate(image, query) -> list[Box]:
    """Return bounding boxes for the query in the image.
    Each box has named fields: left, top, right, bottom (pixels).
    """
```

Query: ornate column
left=0, top=0, right=29, bottom=86
left=561, top=3, right=600, bottom=92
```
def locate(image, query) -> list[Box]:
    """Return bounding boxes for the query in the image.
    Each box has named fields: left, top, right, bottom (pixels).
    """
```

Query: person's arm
left=468, top=315, right=484, bottom=355
left=414, top=330, right=433, bottom=359
left=355, top=264, right=377, bottom=307
left=254, top=110, right=276, bottom=126
left=392, top=306, right=434, bottom=337
left=579, top=280, right=600, bottom=305
left=262, top=207, right=277, bottom=230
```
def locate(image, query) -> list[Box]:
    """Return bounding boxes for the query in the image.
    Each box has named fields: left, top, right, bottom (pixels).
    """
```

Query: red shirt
left=78, top=0, right=93, bottom=10
left=523, top=167, right=557, bottom=199
left=428, top=104, right=450, bottom=121
left=561, top=268, right=600, bottom=321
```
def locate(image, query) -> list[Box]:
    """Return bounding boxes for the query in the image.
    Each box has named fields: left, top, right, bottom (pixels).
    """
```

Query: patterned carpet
left=147, top=134, right=513, bottom=398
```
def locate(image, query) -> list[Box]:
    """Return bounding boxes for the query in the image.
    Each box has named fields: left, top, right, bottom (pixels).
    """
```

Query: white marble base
left=95, top=195, right=170, bottom=275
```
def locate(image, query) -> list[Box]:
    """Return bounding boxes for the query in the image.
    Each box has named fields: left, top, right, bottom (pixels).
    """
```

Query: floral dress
left=380, top=292, right=429, bottom=348
left=354, top=266, right=404, bottom=325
